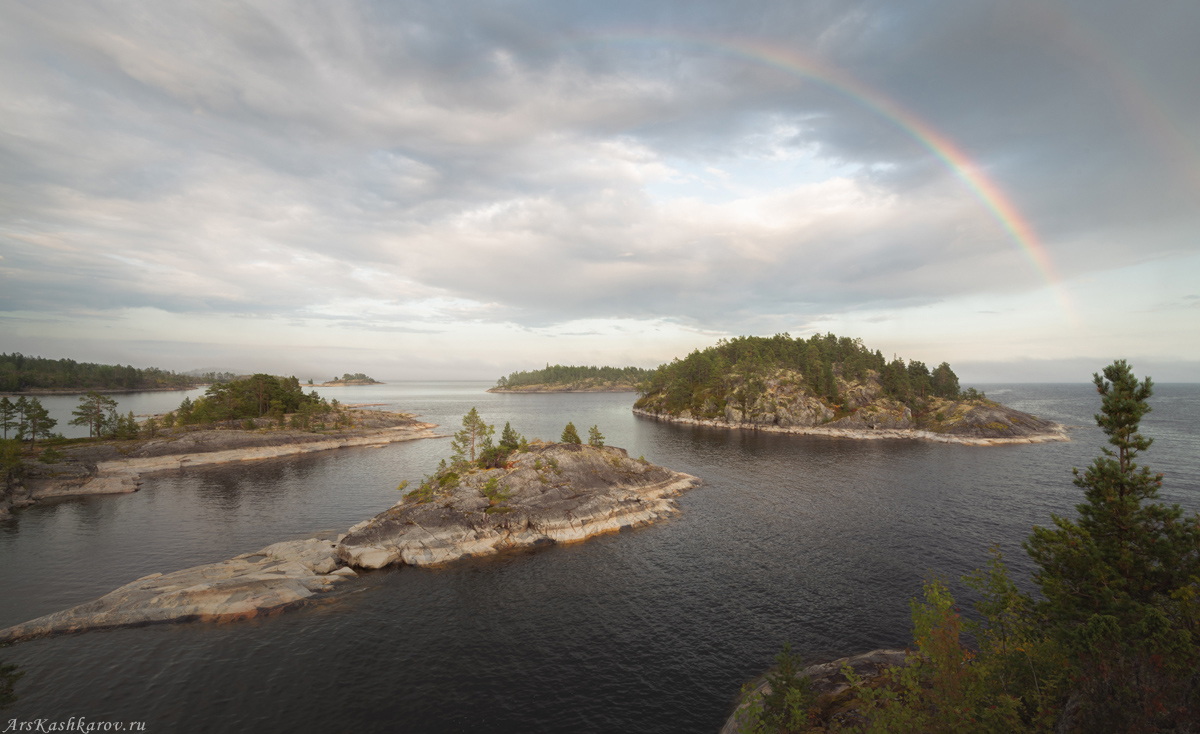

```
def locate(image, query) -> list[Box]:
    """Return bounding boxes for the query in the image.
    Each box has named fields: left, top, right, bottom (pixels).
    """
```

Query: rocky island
left=634, top=334, right=1067, bottom=445
left=338, top=440, right=699, bottom=568
left=488, top=364, right=652, bottom=393
left=319, top=372, right=383, bottom=386
left=0, top=412, right=698, bottom=643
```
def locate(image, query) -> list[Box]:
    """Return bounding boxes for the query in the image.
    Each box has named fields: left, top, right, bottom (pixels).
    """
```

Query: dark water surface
left=2, top=382, right=1198, bottom=733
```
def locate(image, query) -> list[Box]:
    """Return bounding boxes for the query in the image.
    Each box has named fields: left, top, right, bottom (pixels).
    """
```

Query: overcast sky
left=1, top=0, right=1197, bottom=382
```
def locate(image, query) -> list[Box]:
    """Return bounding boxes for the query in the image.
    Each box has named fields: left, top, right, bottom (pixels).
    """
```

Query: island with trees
left=634, top=333, right=1067, bottom=444
left=0, top=352, right=210, bottom=393
left=319, top=373, right=383, bottom=386
left=489, top=364, right=653, bottom=393
left=0, top=408, right=698, bottom=642
left=0, top=373, right=437, bottom=517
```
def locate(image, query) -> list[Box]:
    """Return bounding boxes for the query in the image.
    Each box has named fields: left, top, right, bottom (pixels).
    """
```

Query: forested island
left=0, top=373, right=438, bottom=517
left=635, top=334, right=1065, bottom=443
left=320, top=373, right=382, bottom=386
left=490, top=364, right=653, bottom=393
left=0, top=352, right=211, bottom=393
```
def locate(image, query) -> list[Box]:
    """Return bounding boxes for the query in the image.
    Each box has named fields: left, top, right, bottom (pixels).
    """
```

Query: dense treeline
left=637, top=333, right=961, bottom=414
left=496, top=364, right=653, bottom=389
left=0, top=353, right=204, bottom=392
left=173, top=374, right=327, bottom=426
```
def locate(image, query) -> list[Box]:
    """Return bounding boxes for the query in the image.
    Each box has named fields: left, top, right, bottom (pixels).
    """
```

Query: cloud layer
left=2, top=0, right=1198, bottom=378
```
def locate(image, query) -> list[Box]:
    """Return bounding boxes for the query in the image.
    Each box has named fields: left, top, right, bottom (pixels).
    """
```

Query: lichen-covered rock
left=337, top=443, right=701, bottom=569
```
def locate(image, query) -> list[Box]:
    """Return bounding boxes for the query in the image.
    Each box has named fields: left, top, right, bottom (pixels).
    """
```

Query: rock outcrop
left=337, top=443, right=701, bottom=569
left=721, top=649, right=909, bottom=734
left=0, top=539, right=356, bottom=643
left=636, top=368, right=1067, bottom=445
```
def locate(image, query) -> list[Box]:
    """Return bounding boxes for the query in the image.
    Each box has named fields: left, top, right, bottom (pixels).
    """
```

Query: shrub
left=560, top=422, right=581, bottom=444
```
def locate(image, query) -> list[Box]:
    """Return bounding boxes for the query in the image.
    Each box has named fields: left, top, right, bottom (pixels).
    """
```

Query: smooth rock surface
left=0, top=539, right=353, bottom=643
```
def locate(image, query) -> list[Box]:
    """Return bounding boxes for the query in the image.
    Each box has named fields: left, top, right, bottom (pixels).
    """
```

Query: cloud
left=0, top=0, right=1197, bottom=374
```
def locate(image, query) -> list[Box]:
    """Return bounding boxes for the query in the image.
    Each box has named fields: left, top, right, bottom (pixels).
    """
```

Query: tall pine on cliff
left=1025, top=360, right=1200, bottom=729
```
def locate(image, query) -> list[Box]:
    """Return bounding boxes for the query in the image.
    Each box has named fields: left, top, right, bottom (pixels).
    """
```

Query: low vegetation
left=404, top=407, right=608, bottom=505
left=737, top=361, right=1200, bottom=733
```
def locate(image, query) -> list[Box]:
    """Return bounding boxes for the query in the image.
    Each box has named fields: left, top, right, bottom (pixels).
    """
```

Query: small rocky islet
left=0, top=442, right=700, bottom=643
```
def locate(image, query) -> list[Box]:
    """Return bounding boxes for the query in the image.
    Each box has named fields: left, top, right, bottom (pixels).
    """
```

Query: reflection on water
left=2, top=382, right=1197, bottom=733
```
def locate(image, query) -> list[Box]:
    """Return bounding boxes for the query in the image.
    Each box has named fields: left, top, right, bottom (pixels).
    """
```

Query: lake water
left=2, top=382, right=1198, bottom=732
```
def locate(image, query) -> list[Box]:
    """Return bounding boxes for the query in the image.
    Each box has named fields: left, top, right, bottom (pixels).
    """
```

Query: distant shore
left=487, top=384, right=638, bottom=394
left=317, top=380, right=386, bottom=387
left=0, top=385, right=206, bottom=396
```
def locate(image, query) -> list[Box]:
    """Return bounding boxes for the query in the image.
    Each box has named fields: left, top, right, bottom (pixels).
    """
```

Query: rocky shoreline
left=720, top=649, right=909, bottom=734
left=1, top=420, right=442, bottom=517
left=0, top=538, right=357, bottom=643
left=0, top=443, right=699, bottom=642
left=632, top=408, right=1070, bottom=446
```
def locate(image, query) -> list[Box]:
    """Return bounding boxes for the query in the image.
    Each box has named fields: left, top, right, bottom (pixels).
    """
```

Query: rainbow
left=577, top=32, right=1076, bottom=318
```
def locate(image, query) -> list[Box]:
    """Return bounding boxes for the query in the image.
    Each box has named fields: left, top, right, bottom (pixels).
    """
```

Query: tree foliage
left=817, top=361, right=1200, bottom=734
left=0, top=352, right=203, bottom=392
left=451, top=407, right=494, bottom=465
left=174, top=374, right=325, bottom=426
left=560, top=422, right=581, bottom=444
left=71, top=391, right=119, bottom=438
left=635, top=333, right=963, bottom=416
left=587, top=425, right=605, bottom=447
left=496, top=364, right=652, bottom=389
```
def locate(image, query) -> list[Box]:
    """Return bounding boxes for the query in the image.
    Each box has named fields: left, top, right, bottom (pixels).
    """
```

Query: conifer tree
left=587, top=425, right=604, bottom=447
left=450, top=407, right=493, bottom=464
left=0, top=397, right=14, bottom=440
left=71, top=391, right=118, bottom=438
left=1025, top=360, right=1200, bottom=729
left=13, top=396, right=27, bottom=439
left=23, top=398, right=56, bottom=448
left=499, top=421, right=521, bottom=451
left=560, top=422, right=581, bottom=444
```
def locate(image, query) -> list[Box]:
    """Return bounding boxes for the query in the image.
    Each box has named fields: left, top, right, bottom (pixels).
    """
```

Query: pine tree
left=450, top=407, right=493, bottom=464
left=0, top=397, right=14, bottom=440
left=560, top=422, right=581, bottom=444
left=587, top=425, right=604, bottom=447
left=71, top=391, right=118, bottom=438
left=23, top=398, right=56, bottom=448
left=499, top=421, right=521, bottom=451
left=13, top=396, right=27, bottom=440
left=1025, top=360, right=1200, bottom=729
